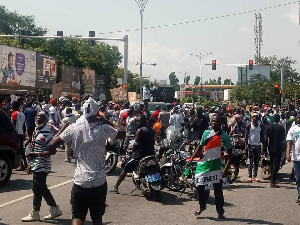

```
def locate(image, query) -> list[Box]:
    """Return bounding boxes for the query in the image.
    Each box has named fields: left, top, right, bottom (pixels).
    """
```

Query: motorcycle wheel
left=160, top=167, right=184, bottom=191
left=261, top=165, right=271, bottom=180
left=149, top=187, right=161, bottom=202
left=106, top=153, right=118, bottom=174
left=227, top=164, right=239, bottom=184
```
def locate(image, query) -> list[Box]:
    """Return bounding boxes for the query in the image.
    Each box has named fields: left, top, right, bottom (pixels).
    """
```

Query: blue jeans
left=293, top=161, right=300, bottom=201
left=248, top=145, right=261, bottom=178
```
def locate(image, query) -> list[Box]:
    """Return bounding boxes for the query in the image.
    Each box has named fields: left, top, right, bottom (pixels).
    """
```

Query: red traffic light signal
left=212, top=60, right=216, bottom=70
left=274, top=84, right=280, bottom=95
left=249, top=60, right=253, bottom=70
left=297, top=99, right=299, bottom=103
left=122, top=84, right=127, bottom=89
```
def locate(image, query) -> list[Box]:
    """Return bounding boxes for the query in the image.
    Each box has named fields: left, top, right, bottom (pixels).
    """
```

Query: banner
left=110, top=87, right=127, bottom=102
left=52, top=82, right=63, bottom=99
left=82, top=68, right=95, bottom=96
left=36, top=53, right=57, bottom=89
left=0, top=44, right=36, bottom=88
left=94, top=75, right=106, bottom=100
left=61, top=65, right=81, bottom=93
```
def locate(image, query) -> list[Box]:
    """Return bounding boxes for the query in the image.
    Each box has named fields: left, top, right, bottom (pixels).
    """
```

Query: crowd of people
left=1, top=94, right=300, bottom=223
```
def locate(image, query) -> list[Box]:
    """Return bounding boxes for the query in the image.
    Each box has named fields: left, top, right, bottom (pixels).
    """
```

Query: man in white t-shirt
left=11, top=100, right=27, bottom=171
left=169, top=109, right=184, bottom=134
left=286, top=113, right=300, bottom=204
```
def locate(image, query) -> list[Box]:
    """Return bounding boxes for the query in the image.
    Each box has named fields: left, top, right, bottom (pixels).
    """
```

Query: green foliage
left=184, top=75, right=190, bottom=85
left=181, top=97, right=193, bottom=103
left=260, top=55, right=300, bottom=83
left=223, top=79, right=234, bottom=85
left=194, top=76, right=200, bottom=85
left=169, top=72, right=180, bottom=91
left=202, top=100, right=215, bottom=109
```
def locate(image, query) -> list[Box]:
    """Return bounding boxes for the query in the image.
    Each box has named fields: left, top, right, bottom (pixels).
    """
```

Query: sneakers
left=64, top=159, right=71, bottom=163
left=44, top=206, right=62, bottom=220
left=247, top=178, right=252, bottom=182
left=110, top=186, right=119, bottom=194
left=21, top=210, right=40, bottom=222
left=194, top=208, right=206, bottom=216
left=270, top=182, right=280, bottom=188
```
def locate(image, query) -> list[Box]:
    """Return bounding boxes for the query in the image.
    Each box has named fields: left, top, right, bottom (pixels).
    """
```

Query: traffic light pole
left=0, top=34, right=129, bottom=100
left=281, top=64, right=284, bottom=108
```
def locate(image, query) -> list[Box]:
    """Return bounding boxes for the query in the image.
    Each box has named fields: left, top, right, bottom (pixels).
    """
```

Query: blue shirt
left=24, top=107, right=37, bottom=128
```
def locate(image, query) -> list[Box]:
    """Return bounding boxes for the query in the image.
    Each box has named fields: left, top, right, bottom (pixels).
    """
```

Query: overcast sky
left=1, top=0, right=299, bottom=84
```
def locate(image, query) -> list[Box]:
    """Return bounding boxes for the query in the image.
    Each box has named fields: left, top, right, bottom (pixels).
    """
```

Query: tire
left=106, top=153, right=118, bottom=174
left=153, top=190, right=161, bottom=202
left=160, top=167, right=184, bottom=191
left=227, top=164, right=239, bottom=184
left=261, top=165, right=271, bottom=180
left=0, top=155, right=12, bottom=187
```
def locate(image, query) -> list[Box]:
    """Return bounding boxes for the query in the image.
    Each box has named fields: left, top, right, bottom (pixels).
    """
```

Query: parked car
left=0, top=109, right=21, bottom=186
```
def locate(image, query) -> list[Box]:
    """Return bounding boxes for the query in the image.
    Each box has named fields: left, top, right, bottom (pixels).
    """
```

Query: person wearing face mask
left=286, top=112, right=300, bottom=205
left=22, top=111, right=61, bottom=222
left=110, top=114, right=156, bottom=194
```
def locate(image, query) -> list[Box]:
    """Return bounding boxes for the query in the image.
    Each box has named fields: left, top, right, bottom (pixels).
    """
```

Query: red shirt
left=121, top=112, right=128, bottom=126
left=151, top=110, right=160, bottom=123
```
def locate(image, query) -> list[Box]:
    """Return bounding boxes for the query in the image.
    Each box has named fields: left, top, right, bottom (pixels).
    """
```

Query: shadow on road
left=0, top=179, right=32, bottom=193
left=42, top=219, right=113, bottom=225
left=198, top=216, right=283, bottom=225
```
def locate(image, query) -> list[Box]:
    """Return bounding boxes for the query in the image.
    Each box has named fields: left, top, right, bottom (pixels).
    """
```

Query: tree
left=194, top=76, right=200, bottom=85
left=223, top=79, right=234, bottom=85
left=185, top=75, right=190, bottom=85
left=169, top=72, right=180, bottom=91
left=217, top=77, right=221, bottom=85
left=260, top=56, right=300, bottom=83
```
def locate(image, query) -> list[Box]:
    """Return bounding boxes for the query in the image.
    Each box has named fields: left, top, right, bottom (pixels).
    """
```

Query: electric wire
left=98, top=1, right=300, bottom=35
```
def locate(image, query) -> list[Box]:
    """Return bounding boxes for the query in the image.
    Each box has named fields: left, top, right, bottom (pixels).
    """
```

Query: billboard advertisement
left=0, top=44, right=36, bottom=88
left=61, top=65, right=81, bottom=93
left=36, top=53, right=57, bottom=89
left=94, top=75, right=106, bottom=100
left=82, top=68, right=95, bottom=96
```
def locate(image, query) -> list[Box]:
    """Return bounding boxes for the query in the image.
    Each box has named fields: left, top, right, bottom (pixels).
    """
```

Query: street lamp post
left=135, top=0, right=149, bottom=101
left=190, top=53, right=212, bottom=105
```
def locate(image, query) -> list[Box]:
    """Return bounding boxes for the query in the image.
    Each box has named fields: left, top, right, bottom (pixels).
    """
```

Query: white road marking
left=0, top=179, right=73, bottom=208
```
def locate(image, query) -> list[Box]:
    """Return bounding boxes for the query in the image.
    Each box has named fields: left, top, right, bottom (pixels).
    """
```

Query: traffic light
left=297, top=99, right=299, bottom=103
left=56, top=31, right=63, bottom=45
left=122, top=84, right=127, bottom=89
left=274, top=84, right=280, bottom=95
left=279, top=89, right=282, bottom=97
left=249, top=60, right=253, bottom=70
left=183, top=90, right=186, bottom=96
left=19, top=30, right=25, bottom=45
left=212, top=60, right=216, bottom=70
left=89, top=31, right=95, bottom=46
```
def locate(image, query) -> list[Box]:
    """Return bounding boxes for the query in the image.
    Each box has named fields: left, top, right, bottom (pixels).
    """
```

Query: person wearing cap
left=245, top=112, right=266, bottom=182
left=22, top=111, right=62, bottom=222
left=49, top=97, right=125, bottom=225
left=49, top=99, right=61, bottom=127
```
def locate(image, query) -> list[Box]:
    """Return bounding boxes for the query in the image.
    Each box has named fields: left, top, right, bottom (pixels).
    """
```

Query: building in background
left=237, top=64, right=271, bottom=85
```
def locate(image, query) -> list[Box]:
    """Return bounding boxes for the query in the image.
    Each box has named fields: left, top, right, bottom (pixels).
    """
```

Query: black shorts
left=70, top=182, right=107, bottom=222
left=122, top=157, right=139, bottom=173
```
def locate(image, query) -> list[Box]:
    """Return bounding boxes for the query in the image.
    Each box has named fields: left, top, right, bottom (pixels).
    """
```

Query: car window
left=0, top=110, right=14, bottom=133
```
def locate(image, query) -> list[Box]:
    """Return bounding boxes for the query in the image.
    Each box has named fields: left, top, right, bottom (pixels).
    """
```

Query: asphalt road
left=0, top=150, right=299, bottom=225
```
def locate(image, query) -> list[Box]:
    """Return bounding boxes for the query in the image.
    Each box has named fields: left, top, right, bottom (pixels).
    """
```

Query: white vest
left=248, top=122, right=261, bottom=146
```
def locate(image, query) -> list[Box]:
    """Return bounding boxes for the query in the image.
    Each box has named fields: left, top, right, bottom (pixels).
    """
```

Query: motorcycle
left=105, top=136, right=134, bottom=174
left=225, top=134, right=247, bottom=183
left=131, top=155, right=162, bottom=202
left=160, top=148, right=192, bottom=191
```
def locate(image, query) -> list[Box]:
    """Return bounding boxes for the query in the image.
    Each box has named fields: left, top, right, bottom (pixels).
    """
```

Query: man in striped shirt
left=191, top=114, right=233, bottom=220
left=22, top=111, right=61, bottom=222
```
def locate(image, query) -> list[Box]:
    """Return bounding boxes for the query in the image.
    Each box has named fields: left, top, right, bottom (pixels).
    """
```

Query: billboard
left=61, top=65, right=81, bottom=93
left=0, top=44, right=36, bottom=88
left=82, top=68, right=95, bottom=96
left=36, top=53, right=57, bottom=89
left=237, top=64, right=271, bottom=85
left=94, top=75, right=106, bottom=100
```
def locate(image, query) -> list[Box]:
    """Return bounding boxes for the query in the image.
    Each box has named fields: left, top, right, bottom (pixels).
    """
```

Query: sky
left=1, top=0, right=299, bottom=84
